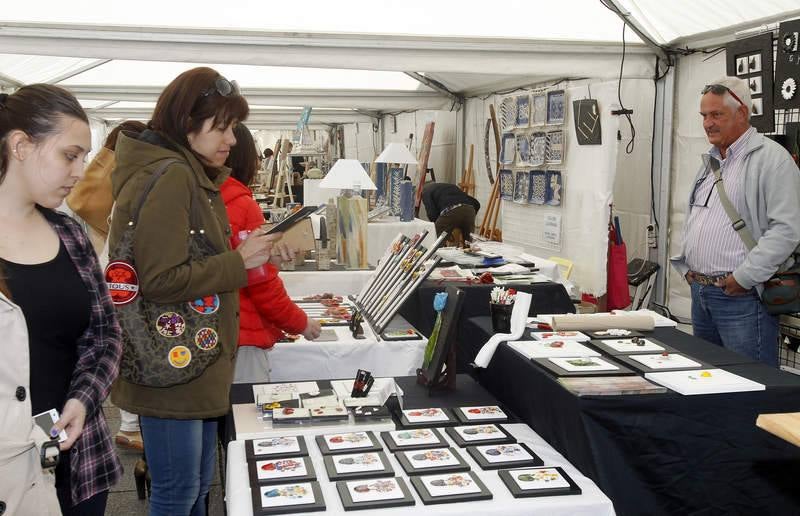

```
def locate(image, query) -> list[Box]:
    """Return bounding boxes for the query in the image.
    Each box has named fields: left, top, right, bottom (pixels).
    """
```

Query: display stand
left=417, top=287, right=465, bottom=394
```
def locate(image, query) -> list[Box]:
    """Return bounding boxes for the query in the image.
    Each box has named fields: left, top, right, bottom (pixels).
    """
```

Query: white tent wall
left=381, top=110, right=459, bottom=184
left=343, top=122, right=380, bottom=163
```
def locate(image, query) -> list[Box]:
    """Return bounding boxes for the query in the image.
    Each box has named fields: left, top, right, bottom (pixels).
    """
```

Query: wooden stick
left=414, top=122, right=435, bottom=216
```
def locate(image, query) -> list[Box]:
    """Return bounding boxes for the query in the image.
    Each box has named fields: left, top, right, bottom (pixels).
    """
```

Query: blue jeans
left=140, top=416, right=217, bottom=516
left=690, top=281, right=779, bottom=367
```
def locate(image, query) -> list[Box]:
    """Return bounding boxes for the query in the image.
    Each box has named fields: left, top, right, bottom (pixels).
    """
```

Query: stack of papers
left=645, top=368, right=765, bottom=395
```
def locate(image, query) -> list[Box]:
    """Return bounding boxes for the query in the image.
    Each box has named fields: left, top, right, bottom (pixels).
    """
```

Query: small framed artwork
left=509, top=339, right=601, bottom=360
left=532, top=357, right=636, bottom=377
left=532, top=93, right=547, bottom=125
left=528, top=170, right=546, bottom=205
left=336, top=477, right=415, bottom=511
left=396, top=447, right=470, bottom=476
left=546, top=131, right=564, bottom=164
left=246, top=436, right=308, bottom=461
left=315, top=431, right=382, bottom=455
left=466, top=442, right=544, bottom=470
left=586, top=329, right=644, bottom=340
left=735, top=56, right=747, bottom=76
left=398, top=407, right=456, bottom=428
left=590, top=336, right=672, bottom=355
left=499, top=169, right=514, bottom=201
left=516, top=95, right=531, bottom=127
left=249, top=456, right=316, bottom=486
left=751, top=98, right=763, bottom=117
left=410, top=471, right=492, bottom=505
left=272, top=407, right=312, bottom=425
left=545, top=170, right=563, bottom=206
left=381, top=328, right=423, bottom=341
left=748, top=76, right=763, bottom=95
left=546, top=90, right=565, bottom=125
left=453, top=406, right=508, bottom=424
left=498, top=466, right=582, bottom=498
left=614, top=352, right=708, bottom=373
left=531, top=330, right=590, bottom=342
left=500, top=96, right=517, bottom=131
left=747, top=53, right=762, bottom=73
left=529, top=132, right=547, bottom=166
left=352, top=405, right=391, bottom=422
left=516, top=133, right=531, bottom=165
left=513, top=170, right=530, bottom=204
left=323, top=451, right=394, bottom=481
left=500, top=133, right=516, bottom=164
left=444, top=424, right=516, bottom=447
left=308, top=406, right=349, bottom=422
left=381, top=428, right=448, bottom=452
left=251, top=481, right=326, bottom=515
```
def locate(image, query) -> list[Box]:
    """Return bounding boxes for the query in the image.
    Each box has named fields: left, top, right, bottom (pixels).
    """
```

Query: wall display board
left=775, top=19, right=800, bottom=109
left=726, top=32, right=775, bottom=132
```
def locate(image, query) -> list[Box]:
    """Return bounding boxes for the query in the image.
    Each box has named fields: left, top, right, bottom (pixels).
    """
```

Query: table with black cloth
left=461, top=316, right=800, bottom=516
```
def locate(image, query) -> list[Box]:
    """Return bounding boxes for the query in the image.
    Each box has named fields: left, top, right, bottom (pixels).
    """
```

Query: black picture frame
left=498, top=466, right=582, bottom=498
left=725, top=32, right=775, bottom=132
left=585, top=329, right=645, bottom=340
left=336, top=477, right=415, bottom=511
left=774, top=19, right=800, bottom=110
left=445, top=424, right=516, bottom=448
left=531, top=357, right=636, bottom=378
left=250, top=481, right=326, bottom=515
left=453, top=406, right=509, bottom=425
left=248, top=456, right=317, bottom=486
left=380, top=329, right=424, bottom=341
left=323, top=451, right=394, bottom=481
left=381, top=428, right=448, bottom=452
left=612, top=352, right=710, bottom=374
left=416, top=287, right=465, bottom=392
left=410, top=471, right=493, bottom=505
left=315, top=431, right=383, bottom=455
left=589, top=337, right=676, bottom=355
left=466, top=442, right=544, bottom=470
left=246, top=436, right=309, bottom=461
left=397, top=407, right=457, bottom=429
left=396, top=447, right=471, bottom=476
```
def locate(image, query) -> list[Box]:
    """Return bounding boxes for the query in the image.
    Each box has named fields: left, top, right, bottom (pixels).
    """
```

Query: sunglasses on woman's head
left=200, top=77, right=240, bottom=98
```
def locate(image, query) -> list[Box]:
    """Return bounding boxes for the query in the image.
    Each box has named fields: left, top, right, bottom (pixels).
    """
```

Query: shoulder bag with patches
left=105, top=159, right=223, bottom=387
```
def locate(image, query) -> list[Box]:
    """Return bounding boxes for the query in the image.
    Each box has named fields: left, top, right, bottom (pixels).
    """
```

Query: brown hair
left=104, top=120, right=147, bottom=151
left=225, top=123, right=259, bottom=187
left=149, top=67, right=249, bottom=150
left=0, top=270, right=9, bottom=299
left=0, top=84, right=88, bottom=186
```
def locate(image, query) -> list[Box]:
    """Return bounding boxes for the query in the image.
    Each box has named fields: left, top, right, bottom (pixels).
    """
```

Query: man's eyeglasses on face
left=200, top=77, right=240, bottom=98
left=701, top=84, right=745, bottom=108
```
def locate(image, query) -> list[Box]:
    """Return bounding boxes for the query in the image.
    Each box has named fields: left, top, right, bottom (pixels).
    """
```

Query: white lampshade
left=375, top=142, right=418, bottom=164
left=319, top=159, right=377, bottom=190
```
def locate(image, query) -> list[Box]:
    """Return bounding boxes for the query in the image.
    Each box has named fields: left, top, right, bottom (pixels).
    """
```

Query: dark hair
left=104, top=120, right=147, bottom=151
left=263, top=148, right=274, bottom=159
left=149, top=67, right=249, bottom=150
left=225, top=123, right=259, bottom=187
left=0, top=84, right=88, bottom=186
left=0, top=270, right=9, bottom=299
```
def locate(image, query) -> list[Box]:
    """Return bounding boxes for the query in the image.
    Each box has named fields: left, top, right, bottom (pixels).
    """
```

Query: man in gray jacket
left=671, top=76, right=800, bottom=367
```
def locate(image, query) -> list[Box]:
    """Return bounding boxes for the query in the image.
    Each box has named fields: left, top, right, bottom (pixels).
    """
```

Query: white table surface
left=280, top=269, right=373, bottom=297
left=225, top=422, right=615, bottom=516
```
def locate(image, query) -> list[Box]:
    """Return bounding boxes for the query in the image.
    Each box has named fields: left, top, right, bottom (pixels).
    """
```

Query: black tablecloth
left=464, top=316, right=800, bottom=516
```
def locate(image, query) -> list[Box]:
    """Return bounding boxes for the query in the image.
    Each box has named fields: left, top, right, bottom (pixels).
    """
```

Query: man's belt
left=687, top=270, right=731, bottom=286
left=439, top=203, right=468, bottom=217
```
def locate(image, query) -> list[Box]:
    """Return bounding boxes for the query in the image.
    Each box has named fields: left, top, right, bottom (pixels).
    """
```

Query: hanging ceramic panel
left=387, top=167, right=404, bottom=216
left=528, top=171, right=546, bottom=205
left=513, top=170, right=530, bottom=204
left=516, top=95, right=531, bottom=127
left=529, top=132, right=546, bottom=166
left=546, top=131, right=564, bottom=164
left=500, top=96, right=517, bottom=131
left=572, top=99, right=602, bottom=145
left=545, top=171, right=563, bottom=206
left=500, top=133, right=516, bottom=164
left=546, top=90, right=565, bottom=125
left=725, top=33, right=774, bottom=132
left=515, top=132, right=531, bottom=165
left=499, top=169, right=514, bottom=201
left=531, top=93, right=547, bottom=126
left=775, top=19, right=800, bottom=109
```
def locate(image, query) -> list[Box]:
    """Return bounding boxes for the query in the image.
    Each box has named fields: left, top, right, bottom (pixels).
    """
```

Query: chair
left=547, top=256, right=574, bottom=280
left=627, top=258, right=660, bottom=310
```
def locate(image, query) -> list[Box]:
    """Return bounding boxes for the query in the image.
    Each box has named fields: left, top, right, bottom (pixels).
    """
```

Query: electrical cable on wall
left=617, top=22, right=636, bottom=154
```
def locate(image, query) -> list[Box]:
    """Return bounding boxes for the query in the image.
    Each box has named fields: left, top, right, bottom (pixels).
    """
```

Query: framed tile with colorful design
left=395, top=447, right=470, bottom=476
left=381, top=428, right=448, bottom=452
left=315, top=431, right=383, bottom=455
left=499, top=466, right=581, bottom=498
left=466, top=442, right=544, bottom=470
left=336, top=477, right=415, bottom=511
left=410, top=471, right=492, bottom=505
left=453, top=406, right=509, bottom=424
left=251, top=481, right=326, bottom=515
left=323, top=451, right=394, bottom=481
left=398, top=407, right=456, bottom=428
left=246, top=436, right=309, bottom=461
left=249, top=456, right=316, bottom=486
left=444, top=424, right=516, bottom=447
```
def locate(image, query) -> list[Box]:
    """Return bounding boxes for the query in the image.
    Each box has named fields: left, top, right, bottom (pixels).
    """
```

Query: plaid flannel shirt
left=43, top=207, right=123, bottom=505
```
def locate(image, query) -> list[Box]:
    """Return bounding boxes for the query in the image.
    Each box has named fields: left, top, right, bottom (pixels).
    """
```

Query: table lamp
left=375, top=142, right=418, bottom=216
left=320, top=159, right=377, bottom=269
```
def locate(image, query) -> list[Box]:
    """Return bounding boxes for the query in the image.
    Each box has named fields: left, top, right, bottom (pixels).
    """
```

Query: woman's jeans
left=140, top=416, right=217, bottom=516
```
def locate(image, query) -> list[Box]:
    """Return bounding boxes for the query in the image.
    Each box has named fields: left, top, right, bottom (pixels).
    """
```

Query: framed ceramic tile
left=323, top=451, right=394, bottom=481
left=272, top=407, right=312, bottom=425
left=509, top=339, right=601, bottom=360
left=500, top=133, right=516, bottom=164
left=336, top=477, right=415, bottom=511
left=398, top=407, right=456, bottom=428
left=614, top=352, right=709, bottom=374
left=396, top=447, right=470, bottom=476
left=586, top=329, right=645, bottom=340
left=498, top=467, right=581, bottom=498
left=513, top=170, right=530, bottom=204
left=308, top=406, right=349, bottom=422
left=531, top=93, right=547, bottom=126
left=589, top=337, right=673, bottom=355
left=315, top=431, right=382, bottom=455
left=748, top=76, right=763, bottom=95
left=351, top=405, right=392, bottom=422
left=246, top=436, right=308, bottom=461
left=529, top=132, right=546, bottom=166
left=546, top=90, right=565, bottom=125
left=751, top=98, right=763, bottom=117
left=527, top=170, right=546, bottom=205
left=453, top=406, right=508, bottom=424
left=249, top=456, right=316, bottom=486
left=410, top=471, right=492, bottom=505
left=499, top=169, right=514, bottom=201
left=251, top=481, right=325, bottom=515
left=500, top=96, right=517, bottom=131
left=530, top=330, right=590, bottom=342
left=466, top=443, right=543, bottom=470
left=381, top=328, right=423, bottom=341
left=516, top=95, right=530, bottom=127
left=532, top=357, right=636, bottom=377
left=546, top=131, right=563, bottom=164
left=545, top=170, right=563, bottom=206
left=381, top=428, right=448, bottom=452
left=515, top=133, right=531, bottom=165
left=444, top=424, right=516, bottom=447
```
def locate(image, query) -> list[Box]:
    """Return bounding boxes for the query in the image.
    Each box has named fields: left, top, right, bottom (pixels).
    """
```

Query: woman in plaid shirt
left=0, top=85, right=122, bottom=515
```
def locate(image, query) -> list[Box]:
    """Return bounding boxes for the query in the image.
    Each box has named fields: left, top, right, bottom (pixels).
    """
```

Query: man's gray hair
left=704, top=76, right=752, bottom=120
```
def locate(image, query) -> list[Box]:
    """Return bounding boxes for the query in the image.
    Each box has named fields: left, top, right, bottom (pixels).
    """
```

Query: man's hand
left=54, top=398, right=87, bottom=451
left=717, top=274, right=748, bottom=296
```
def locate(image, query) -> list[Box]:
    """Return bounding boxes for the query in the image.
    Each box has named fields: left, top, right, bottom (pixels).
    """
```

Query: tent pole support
left=602, top=0, right=671, bottom=66
left=404, top=72, right=463, bottom=108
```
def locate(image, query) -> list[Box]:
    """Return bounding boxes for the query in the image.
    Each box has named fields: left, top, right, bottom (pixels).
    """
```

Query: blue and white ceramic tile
left=547, top=90, right=566, bottom=125
left=532, top=94, right=547, bottom=126
left=499, top=169, right=514, bottom=201
left=500, top=97, right=517, bottom=131
left=500, top=133, right=516, bottom=164
left=546, top=131, right=564, bottom=164
left=513, top=170, right=530, bottom=204
left=529, top=132, right=546, bottom=166
left=528, top=170, right=547, bottom=205
left=545, top=171, right=563, bottom=206
left=516, top=95, right=531, bottom=127
left=516, top=133, right=531, bottom=165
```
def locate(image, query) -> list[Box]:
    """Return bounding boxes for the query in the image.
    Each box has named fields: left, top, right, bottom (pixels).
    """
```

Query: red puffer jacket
left=220, top=177, right=308, bottom=348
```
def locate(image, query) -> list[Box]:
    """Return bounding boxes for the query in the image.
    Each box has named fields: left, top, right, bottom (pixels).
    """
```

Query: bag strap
left=709, top=157, right=758, bottom=251
left=129, top=159, right=181, bottom=226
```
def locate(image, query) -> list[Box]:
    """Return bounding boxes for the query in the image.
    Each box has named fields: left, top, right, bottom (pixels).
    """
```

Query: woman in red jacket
left=222, top=124, right=322, bottom=383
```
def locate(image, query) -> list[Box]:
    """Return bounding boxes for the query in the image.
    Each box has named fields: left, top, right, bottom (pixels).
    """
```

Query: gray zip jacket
left=671, top=131, right=800, bottom=290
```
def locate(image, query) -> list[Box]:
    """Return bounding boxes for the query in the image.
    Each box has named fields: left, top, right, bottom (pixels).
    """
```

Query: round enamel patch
left=105, top=261, right=139, bottom=305
left=195, top=327, right=219, bottom=351
left=156, top=312, right=186, bottom=338
left=168, top=345, right=191, bottom=368
left=188, top=294, right=220, bottom=315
